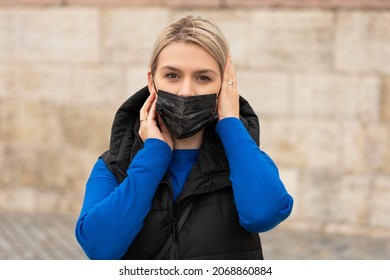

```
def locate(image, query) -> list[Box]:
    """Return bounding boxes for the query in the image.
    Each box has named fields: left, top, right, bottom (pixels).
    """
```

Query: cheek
left=212, top=80, right=222, bottom=94
left=199, top=78, right=222, bottom=95
left=154, top=78, right=179, bottom=93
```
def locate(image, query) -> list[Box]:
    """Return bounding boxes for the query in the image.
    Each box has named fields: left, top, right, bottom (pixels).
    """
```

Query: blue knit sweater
left=75, top=117, right=293, bottom=259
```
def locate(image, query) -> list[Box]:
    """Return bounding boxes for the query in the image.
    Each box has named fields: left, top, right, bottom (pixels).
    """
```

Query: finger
left=223, top=56, right=238, bottom=91
left=223, top=55, right=232, bottom=84
left=230, top=60, right=238, bottom=90
left=140, top=92, right=156, bottom=120
left=230, top=57, right=236, bottom=81
left=148, top=96, right=158, bottom=122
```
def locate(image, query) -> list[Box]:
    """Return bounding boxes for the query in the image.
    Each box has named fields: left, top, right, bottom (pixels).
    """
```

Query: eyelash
left=197, top=76, right=211, bottom=82
left=165, top=73, right=179, bottom=79
left=164, top=73, right=212, bottom=82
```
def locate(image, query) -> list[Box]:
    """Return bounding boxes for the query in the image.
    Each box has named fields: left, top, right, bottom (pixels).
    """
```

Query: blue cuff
left=127, top=138, right=172, bottom=177
left=216, top=117, right=256, bottom=148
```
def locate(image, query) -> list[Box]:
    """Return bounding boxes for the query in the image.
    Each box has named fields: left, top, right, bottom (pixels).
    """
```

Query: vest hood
left=101, top=86, right=260, bottom=199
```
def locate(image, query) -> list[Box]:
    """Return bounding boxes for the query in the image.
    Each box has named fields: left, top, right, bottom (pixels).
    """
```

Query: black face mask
left=155, top=90, right=218, bottom=139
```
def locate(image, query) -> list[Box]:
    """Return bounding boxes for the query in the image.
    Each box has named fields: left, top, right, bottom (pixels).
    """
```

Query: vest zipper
left=171, top=217, right=178, bottom=259
left=172, top=217, right=178, bottom=240
left=161, top=179, right=178, bottom=259
left=162, top=178, right=194, bottom=260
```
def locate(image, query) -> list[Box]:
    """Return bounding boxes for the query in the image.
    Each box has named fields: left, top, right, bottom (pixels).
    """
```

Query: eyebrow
left=160, top=65, right=218, bottom=76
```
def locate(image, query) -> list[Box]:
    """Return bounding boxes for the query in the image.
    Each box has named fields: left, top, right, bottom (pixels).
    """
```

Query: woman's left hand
left=217, top=55, right=240, bottom=121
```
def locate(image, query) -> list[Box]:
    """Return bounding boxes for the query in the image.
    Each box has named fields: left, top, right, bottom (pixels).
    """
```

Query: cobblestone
left=261, top=228, right=390, bottom=260
left=0, top=213, right=85, bottom=260
left=0, top=213, right=389, bottom=260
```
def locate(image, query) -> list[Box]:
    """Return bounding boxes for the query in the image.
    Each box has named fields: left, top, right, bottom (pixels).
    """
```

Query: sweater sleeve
left=75, top=138, right=172, bottom=260
left=215, top=117, right=293, bottom=233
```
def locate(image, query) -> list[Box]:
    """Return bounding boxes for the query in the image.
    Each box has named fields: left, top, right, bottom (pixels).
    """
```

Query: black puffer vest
left=101, top=86, right=264, bottom=259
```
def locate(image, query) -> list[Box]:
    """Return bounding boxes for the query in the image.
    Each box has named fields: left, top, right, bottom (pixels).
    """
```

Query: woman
left=75, top=15, right=293, bottom=260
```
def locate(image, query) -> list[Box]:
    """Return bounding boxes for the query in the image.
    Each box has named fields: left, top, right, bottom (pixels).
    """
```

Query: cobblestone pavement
left=0, top=213, right=86, bottom=260
left=261, top=228, right=390, bottom=260
left=0, top=213, right=389, bottom=260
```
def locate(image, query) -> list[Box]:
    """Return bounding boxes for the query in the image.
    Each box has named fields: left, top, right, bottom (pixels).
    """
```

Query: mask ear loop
left=151, top=75, right=159, bottom=95
left=151, top=76, right=162, bottom=130
left=216, top=75, right=223, bottom=98
left=153, top=83, right=159, bottom=95
left=216, top=87, right=221, bottom=98
left=215, top=87, right=221, bottom=114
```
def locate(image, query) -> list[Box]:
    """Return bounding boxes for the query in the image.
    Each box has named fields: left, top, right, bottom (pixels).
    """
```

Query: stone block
left=103, top=8, right=169, bottom=66
left=1, top=100, right=64, bottom=146
left=69, top=65, right=124, bottom=105
left=298, top=171, right=340, bottom=222
left=260, top=118, right=341, bottom=170
left=342, top=122, right=364, bottom=173
left=225, top=0, right=390, bottom=9
left=125, top=66, right=148, bottom=98
left=0, top=0, right=61, bottom=4
left=0, top=66, right=11, bottom=97
left=237, top=70, right=290, bottom=117
left=34, top=190, right=62, bottom=213
left=164, top=0, right=220, bottom=6
left=278, top=167, right=300, bottom=216
left=249, top=10, right=334, bottom=71
left=0, top=186, right=82, bottom=215
left=0, top=8, right=99, bottom=62
left=335, top=11, right=390, bottom=74
left=369, top=176, right=390, bottom=228
left=33, top=189, right=83, bottom=216
left=10, top=65, right=71, bottom=102
left=58, top=192, right=85, bottom=216
left=299, top=172, right=371, bottom=224
left=207, top=11, right=251, bottom=68
left=0, top=186, right=36, bottom=213
left=1, top=99, right=113, bottom=155
left=0, top=8, right=12, bottom=61
left=67, top=0, right=220, bottom=6
left=292, top=73, right=380, bottom=122
left=0, top=145, right=5, bottom=184
left=334, top=175, right=371, bottom=224
left=1, top=143, right=98, bottom=193
left=382, top=76, right=390, bottom=121
left=4, top=64, right=125, bottom=104
left=343, top=122, right=390, bottom=173
left=169, top=9, right=251, bottom=68
left=47, top=148, right=98, bottom=193
left=0, top=11, right=11, bottom=61
left=58, top=104, right=114, bottom=153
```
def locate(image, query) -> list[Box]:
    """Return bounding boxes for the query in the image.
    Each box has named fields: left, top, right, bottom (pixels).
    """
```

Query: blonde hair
left=150, top=15, right=229, bottom=76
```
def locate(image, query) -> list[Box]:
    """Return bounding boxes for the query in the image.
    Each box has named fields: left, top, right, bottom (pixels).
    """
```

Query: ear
left=147, top=70, right=155, bottom=94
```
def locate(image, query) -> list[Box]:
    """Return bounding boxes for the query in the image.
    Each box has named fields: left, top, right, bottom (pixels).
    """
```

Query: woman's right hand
left=138, top=91, right=174, bottom=151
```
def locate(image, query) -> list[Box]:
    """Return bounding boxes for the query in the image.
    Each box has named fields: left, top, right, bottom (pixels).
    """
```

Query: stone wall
left=0, top=0, right=389, bottom=238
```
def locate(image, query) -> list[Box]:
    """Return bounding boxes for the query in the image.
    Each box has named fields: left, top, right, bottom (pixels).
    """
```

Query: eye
left=197, top=75, right=211, bottom=82
left=165, top=73, right=180, bottom=79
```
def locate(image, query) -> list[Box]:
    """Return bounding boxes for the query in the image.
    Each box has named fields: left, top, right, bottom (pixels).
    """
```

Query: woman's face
left=149, top=41, right=222, bottom=96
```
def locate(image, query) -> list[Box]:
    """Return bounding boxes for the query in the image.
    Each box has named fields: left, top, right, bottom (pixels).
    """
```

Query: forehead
left=156, top=42, right=220, bottom=74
